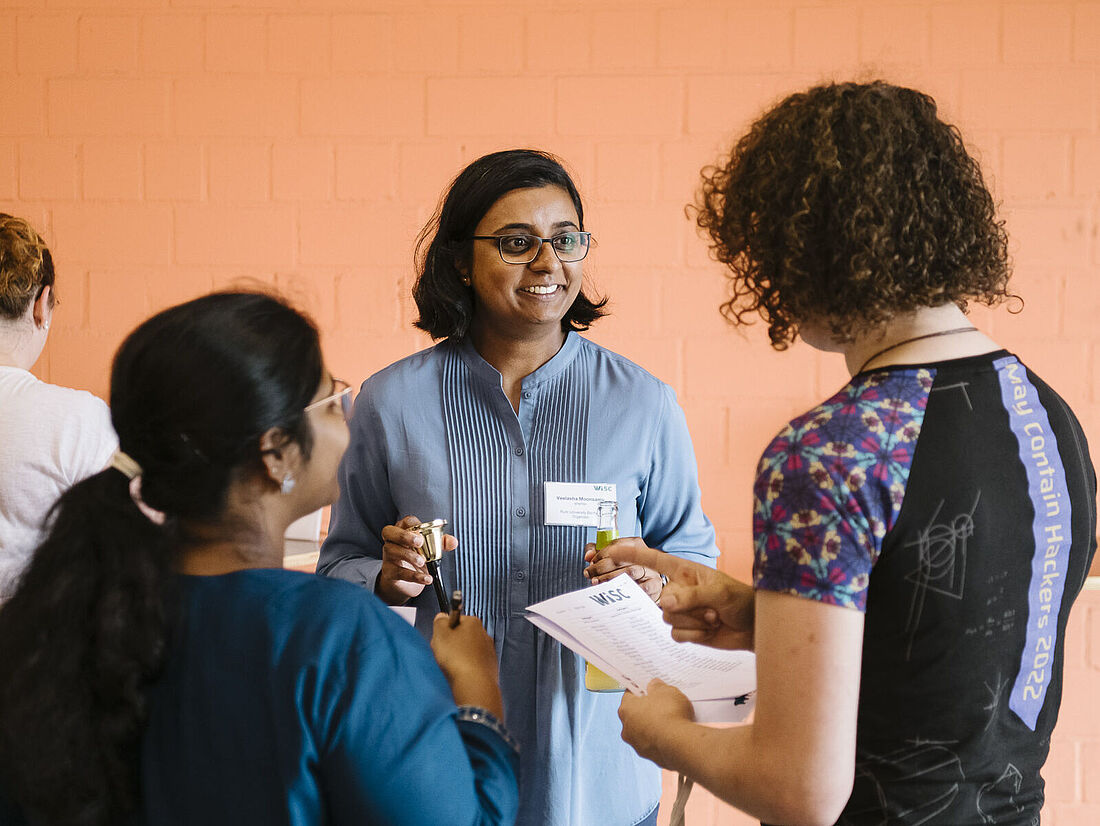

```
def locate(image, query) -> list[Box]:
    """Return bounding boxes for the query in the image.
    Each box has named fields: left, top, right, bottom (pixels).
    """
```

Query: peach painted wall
left=2, top=0, right=1098, bottom=822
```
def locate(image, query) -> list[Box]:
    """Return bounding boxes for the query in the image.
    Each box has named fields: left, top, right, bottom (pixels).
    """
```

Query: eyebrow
left=489, top=220, right=580, bottom=234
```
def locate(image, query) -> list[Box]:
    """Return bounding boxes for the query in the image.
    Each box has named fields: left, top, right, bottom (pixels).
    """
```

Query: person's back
left=854, top=355, right=1094, bottom=823
left=598, top=81, right=1098, bottom=826
left=143, top=569, right=516, bottom=826
left=0, top=214, right=115, bottom=597
left=0, top=369, right=114, bottom=591
left=753, top=353, right=1096, bottom=824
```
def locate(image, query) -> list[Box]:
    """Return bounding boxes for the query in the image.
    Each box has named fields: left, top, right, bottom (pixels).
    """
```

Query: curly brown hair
left=0, top=213, right=56, bottom=321
left=696, top=81, right=1012, bottom=349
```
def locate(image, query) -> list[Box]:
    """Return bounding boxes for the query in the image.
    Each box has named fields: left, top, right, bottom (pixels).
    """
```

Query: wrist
left=651, top=716, right=698, bottom=772
left=455, top=706, right=517, bottom=751
left=449, top=680, right=504, bottom=719
left=373, top=576, right=409, bottom=606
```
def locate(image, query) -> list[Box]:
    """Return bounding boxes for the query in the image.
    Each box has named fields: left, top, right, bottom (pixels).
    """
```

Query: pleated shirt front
left=321, top=332, right=718, bottom=826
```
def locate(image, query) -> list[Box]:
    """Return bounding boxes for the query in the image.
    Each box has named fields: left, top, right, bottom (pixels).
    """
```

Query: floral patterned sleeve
left=752, top=370, right=935, bottom=611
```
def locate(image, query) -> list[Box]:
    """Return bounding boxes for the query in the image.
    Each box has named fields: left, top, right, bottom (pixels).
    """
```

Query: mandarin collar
left=454, top=331, right=582, bottom=388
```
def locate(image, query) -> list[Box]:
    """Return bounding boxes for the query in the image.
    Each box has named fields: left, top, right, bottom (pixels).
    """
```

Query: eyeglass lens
left=498, top=233, right=590, bottom=264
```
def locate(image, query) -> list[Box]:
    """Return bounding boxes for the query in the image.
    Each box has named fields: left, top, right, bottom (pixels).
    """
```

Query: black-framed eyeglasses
left=470, top=231, right=592, bottom=265
left=305, top=379, right=354, bottom=423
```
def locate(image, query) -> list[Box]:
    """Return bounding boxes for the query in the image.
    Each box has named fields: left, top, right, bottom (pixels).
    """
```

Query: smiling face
left=465, top=186, right=585, bottom=343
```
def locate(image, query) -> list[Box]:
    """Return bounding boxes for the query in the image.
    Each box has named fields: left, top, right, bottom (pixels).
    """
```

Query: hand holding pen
left=449, top=590, right=464, bottom=628
left=430, top=593, right=504, bottom=719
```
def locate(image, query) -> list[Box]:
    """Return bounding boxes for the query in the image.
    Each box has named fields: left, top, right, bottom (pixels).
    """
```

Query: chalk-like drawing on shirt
left=976, top=763, right=1025, bottom=824
left=849, top=739, right=963, bottom=825
left=903, top=491, right=981, bottom=659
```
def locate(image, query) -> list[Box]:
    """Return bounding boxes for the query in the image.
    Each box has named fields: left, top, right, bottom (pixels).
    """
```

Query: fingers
left=381, top=559, right=432, bottom=587
left=588, top=538, right=701, bottom=584
left=669, top=626, right=717, bottom=644
left=382, top=517, right=458, bottom=555
left=432, top=611, right=485, bottom=636
left=661, top=603, right=719, bottom=631
left=382, top=519, right=425, bottom=552
left=381, top=540, right=429, bottom=573
left=639, top=573, right=664, bottom=602
left=658, top=578, right=737, bottom=615
left=584, top=559, right=648, bottom=583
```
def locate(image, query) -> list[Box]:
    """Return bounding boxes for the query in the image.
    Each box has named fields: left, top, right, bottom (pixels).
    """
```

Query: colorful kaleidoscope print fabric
left=752, top=369, right=936, bottom=610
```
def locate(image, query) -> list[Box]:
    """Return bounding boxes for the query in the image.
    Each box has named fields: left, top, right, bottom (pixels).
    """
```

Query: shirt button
left=514, top=571, right=527, bottom=581
left=515, top=446, right=524, bottom=456
left=516, top=507, right=526, bottom=517
left=522, top=391, right=532, bottom=400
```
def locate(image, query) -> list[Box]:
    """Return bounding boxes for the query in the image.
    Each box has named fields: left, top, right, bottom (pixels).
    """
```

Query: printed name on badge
left=544, top=482, right=617, bottom=527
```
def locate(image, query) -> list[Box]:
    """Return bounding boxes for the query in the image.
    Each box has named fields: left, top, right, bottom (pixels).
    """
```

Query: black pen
left=449, top=590, right=464, bottom=628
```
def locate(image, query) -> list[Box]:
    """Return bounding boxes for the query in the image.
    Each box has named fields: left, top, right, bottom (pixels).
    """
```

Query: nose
left=528, top=238, right=561, bottom=273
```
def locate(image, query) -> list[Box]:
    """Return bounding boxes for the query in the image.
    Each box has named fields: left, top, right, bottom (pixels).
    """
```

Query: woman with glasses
left=593, top=81, right=1097, bottom=825
left=0, top=213, right=117, bottom=601
left=319, top=149, right=718, bottom=826
left=0, top=292, right=519, bottom=825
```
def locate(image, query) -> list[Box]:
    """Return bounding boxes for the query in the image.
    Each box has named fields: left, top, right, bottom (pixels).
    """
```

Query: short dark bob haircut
left=413, top=148, right=608, bottom=340
left=696, top=80, right=1013, bottom=349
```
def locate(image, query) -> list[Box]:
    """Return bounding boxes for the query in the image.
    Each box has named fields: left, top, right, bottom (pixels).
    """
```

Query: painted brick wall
left=2, top=1, right=1098, bottom=822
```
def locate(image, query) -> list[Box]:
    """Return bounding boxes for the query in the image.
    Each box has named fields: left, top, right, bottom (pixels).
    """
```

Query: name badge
left=544, top=482, right=617, bottom=526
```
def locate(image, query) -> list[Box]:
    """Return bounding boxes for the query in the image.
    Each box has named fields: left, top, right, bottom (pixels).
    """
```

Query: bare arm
left=618, top=590, right=864, bottom=826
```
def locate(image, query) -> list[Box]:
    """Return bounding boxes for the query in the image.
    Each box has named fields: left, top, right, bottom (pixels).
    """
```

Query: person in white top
left=0, top=214, right=116, bottom=598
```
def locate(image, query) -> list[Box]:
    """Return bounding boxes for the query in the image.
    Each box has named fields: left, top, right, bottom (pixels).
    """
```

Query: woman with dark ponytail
left=0, top=292, right=518, bottom=826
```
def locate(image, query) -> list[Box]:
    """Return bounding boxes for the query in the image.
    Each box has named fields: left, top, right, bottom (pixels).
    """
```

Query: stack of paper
left=526, top=575, right=756, bottom=723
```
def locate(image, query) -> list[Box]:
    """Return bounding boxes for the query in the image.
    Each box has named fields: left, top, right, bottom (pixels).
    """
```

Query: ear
left=258, top=427, right=303, bottom=488
left=32, top=285, right=52, bottom=328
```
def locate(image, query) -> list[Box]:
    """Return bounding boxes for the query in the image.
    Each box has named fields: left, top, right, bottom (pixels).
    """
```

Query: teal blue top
left=140, top=569, right=518, bottom=825
left=320, top=333, right=718, bottom=826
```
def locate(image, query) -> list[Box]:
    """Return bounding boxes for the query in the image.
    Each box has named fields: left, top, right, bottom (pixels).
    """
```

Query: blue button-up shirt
left=320, top=332, right=718, bottom=826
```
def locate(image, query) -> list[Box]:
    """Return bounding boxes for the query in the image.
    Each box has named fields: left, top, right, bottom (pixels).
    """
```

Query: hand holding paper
left=526, top=575, right=755, bottom=723
left=618, top=679, right=697, bottom=766
left=588, top=537, right=756, bottom=651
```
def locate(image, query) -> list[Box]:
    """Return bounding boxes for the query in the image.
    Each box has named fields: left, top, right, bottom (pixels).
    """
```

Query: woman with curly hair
left=588, top=81, right=1097, bottom=825
left=0, top=292, right=518, bottom=825
left=0, top=213, right=116, bottom=600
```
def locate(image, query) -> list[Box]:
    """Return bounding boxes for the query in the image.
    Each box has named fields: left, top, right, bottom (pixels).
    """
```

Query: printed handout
left=526, top=575, right=756, bottom=723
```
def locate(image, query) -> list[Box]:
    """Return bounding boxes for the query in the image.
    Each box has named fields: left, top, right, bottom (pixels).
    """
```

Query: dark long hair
left=695, top=81, right=1012, bottom=348
left=413, top=148, right=608, bottom=340
left=0, top=292, right=322, bottom=825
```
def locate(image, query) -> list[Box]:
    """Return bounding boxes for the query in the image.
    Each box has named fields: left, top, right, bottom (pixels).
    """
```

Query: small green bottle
left=585, top=500, right=623, bottom=692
